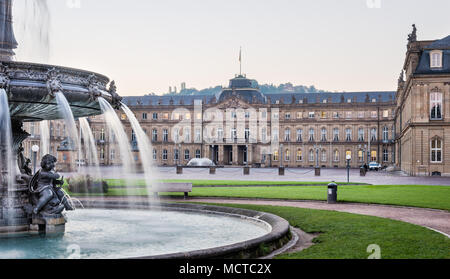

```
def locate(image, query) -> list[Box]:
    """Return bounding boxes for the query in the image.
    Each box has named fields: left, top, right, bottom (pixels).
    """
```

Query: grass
left=200, top=203, right=450, bottom=259
left=81, top=181, right=450, bottom=211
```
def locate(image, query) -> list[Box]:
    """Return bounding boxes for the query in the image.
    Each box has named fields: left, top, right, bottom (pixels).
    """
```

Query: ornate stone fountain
left=0, top=0, right=122, bottom=237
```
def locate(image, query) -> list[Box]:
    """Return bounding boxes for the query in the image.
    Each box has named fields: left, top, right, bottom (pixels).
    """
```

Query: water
left=55, top=91, right=79, bottom=151
left=39, top=120, right=50, bottom=156
left=0, top=209, right=269, bottom=259
left=13, top=0, right=50, bottom=62
left=79, top=118, right=101, bottom=179
left=98, top=98, right=135, bottom=199
left=0, top=89, right=14, bottom=190
left=121, top=104, right=160, bottom=196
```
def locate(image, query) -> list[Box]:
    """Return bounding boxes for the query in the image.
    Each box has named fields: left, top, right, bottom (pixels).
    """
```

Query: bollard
left=327, top=182, right=338, bottom=204
left=360, top=166, right=366, bottom=177
left=278, top=167, right=285, bottom=176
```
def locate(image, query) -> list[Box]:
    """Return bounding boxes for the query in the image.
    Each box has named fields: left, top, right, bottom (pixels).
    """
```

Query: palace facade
left=21, top=29, right=450, bottom=176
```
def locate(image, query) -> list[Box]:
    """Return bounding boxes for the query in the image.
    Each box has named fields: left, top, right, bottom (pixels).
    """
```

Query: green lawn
left=202, top=203, right=450, bottom=259
left=90, top=183, right=450, bottom=211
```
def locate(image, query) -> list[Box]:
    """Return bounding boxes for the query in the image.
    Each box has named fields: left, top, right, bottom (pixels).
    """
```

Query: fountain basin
left=0, top=202, right=291, bottom=259
left=1, top=61, right=119, bottom=122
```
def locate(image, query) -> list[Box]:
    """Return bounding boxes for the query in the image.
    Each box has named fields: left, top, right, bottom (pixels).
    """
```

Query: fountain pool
left=0, top=207, right=271, bottom=259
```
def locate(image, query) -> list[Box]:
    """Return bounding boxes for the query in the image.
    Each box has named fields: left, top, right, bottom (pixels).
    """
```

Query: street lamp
left=31, top=145, right=40, bottom=174
left=346, top=154, right=352, bottom=183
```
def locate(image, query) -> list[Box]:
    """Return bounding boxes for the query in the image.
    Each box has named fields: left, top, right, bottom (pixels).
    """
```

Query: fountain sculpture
left=0, top=0, right=122, bottom=237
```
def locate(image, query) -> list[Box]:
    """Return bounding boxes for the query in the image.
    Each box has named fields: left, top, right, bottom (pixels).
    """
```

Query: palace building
left=21, top=28, right=450, bottom=176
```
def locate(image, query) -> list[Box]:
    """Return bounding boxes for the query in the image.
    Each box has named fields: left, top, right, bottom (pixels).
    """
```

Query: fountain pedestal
left=30, top=213, right=66, bottom=236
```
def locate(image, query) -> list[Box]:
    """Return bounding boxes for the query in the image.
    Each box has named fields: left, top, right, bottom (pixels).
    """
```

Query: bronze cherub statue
left=28, top=154, right=74, bottom=215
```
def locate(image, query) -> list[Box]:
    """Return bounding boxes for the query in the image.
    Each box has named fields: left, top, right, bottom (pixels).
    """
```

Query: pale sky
left=11, top=0, right=450, bottom=96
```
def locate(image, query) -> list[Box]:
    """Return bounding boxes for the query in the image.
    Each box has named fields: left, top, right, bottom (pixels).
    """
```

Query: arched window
left=273, top=150, right=279, bottom=161
left=152, top=129, right=158, bottom=142
left=321, top=128, right=327, bottom=142
left=431, top=138, right=442, bottom=163
left=195, top=149, right=201, bottom=158
left=321, top=150, right=327, bottom=162
left=184, top=150, right=190, bottom=160
left=430, top=92, right=443, bottom=120
left=358, top=128, right=364, bottom=142
left=371, top=151, right=377, bottom=162
left=309, top=149, right=314, bottom=162
left=309, top=128, right=315, bottom=142
left=345, top=128, right=352, bottom=142
left=358, top=150, right=364, bottom=162
left=285, top=149, right=290, bottom=161
left=296, top=149, right=303, bottom=161
left=383, top=126, right=389, bottom=141
left=333, top=150, right=339, bottom=162
left=284, top=128, right=291, bottom=142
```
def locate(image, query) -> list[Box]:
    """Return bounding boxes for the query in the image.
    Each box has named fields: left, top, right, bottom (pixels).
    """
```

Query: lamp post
left=346, top=154, right=351, bottom=183
left=31, top=145, right=40, bottom=174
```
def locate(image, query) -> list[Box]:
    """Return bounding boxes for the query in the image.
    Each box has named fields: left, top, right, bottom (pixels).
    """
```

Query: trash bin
left=327, top=182, right=338, bottom=204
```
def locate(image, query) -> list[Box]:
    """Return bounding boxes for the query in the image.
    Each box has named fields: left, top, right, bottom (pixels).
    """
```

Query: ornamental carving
left=87, top=74, right=102, bottom=101
left=46, top=68, right=63, bottom=98
left=108, top=80, right=123, bottom=110
left=0, top=63, right=10, bottom=90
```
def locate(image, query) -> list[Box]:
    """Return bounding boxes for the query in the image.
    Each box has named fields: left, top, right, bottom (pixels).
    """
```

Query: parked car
left=368, top=162, right=381, bottom=171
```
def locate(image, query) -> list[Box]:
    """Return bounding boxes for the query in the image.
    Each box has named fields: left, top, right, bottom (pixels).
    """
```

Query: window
left=245, top=112, right=251, bottom=118
left=152, top=129, right=158, bottom=142
left=296, top=112, right=303, bottom=119
left=110, top=149, right=115, bottom=160
left=231, top=128, right=237, bottom=140
left=245, top=128, right=250, bottom=141
left=120, top=114, right=127, bottom=120
left=272, top=112, right=279, bottom=119
left=296, top=129, right=303, bottom=142
left=163, top=129, right=169, bottom=142
left=142, top=113, right=148, bottom=120
left=345, top=111, right=352, bottom=119
left=162, top=113, right=169, bottom=120
left=152, top=149, right=157, bottom=160
left=173, top=112, right=180, bottom=120
left=345, top=128, right=352, bottom=142
left=173, top=128, right=180, bottom=142
left=309, top=150, right=314, bottom=162
left=333, top=128, right=339, bottom=142
left=430, top=92, right=443, bottom=120
left=321, top=111, right=327, bottom=118
left=184, top=128, right=191, bottom=142
left=333, top=112, right=339, bottom=119
left=371, top=111, right=378, bottom=118
left=231, top=111, right=237, bottom=119
left=100, top=128, right=105, bottom=141
left=174, top=149, right=179, bottom=160
left=371, top=151, right=377, bottom=162
left=196, top=113, right=202, bottom=120
left=296, top=149, right=303, bottom=161
left=358, top=150, right=364, bottom=162
left=285, top=149, right=290, bottom=161
left=383, top=110, right=389, bottom=118
left=321, top=128, right=327, bottom=142
left=431, top=138, right=442, bottom=163
left=152, top=113, right=158, bottom=120
left=195, top=149, right=201, bottom=158
left=370, top=128, right=377, bottom=142
left=284, top=128, right=291, bottom=142
left=131, top=130, right=136, bottom=142
left=309, top=112, right=315, bottom=119
left=195, top=128, right=201, bottom=142
left=383, top=149, right=389, bottom=162
left=358, top=111, right=365, bottom=118
left=273, top=151, right=279, bottom=161
left=100, top=148, right=105, bottom=160
left=218, top=128, right=224, bottom=140
left=184, top=150, right=190, bottom=160
left=347, top=98, right=352, bottom=103
left=185, top=113, right=191, bottom=120
left=162, top=149, right=168, bottom=160
left=358, top=128, right=364, bottom=142
left=321, top=150, right=327, bottom=162
left=261, top=128, right=267, bottom=142
left=272, top=129, right=279, bottom=142
left=383, top=126, right=389, bottom=142
left=309, top=128, right=315, bottom=142
left=333, top=150, right=339, bottom=162
left=430, top=50, right=443, bottom=68
left=285, top=112, right=291, bottom=120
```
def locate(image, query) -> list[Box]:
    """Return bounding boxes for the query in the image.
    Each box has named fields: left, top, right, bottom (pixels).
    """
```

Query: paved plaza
left=72, top=166, right=450, bottom=186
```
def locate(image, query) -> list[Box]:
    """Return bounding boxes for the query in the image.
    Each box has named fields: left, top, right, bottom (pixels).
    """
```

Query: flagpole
left=239, top=47, right=242, bottom=76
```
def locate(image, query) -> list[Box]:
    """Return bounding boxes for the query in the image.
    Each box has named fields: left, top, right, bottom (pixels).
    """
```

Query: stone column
left=232, top=145, right=238, bottom=165
left=218, top=145, right=224, bottom=165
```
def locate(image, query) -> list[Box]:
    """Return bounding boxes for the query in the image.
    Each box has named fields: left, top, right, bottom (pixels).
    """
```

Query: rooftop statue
left=408, top=24, right=417, bottom=43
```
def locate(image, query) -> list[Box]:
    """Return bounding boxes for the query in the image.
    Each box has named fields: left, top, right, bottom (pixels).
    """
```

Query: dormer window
left=430, top=50, right=443, bottom=68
